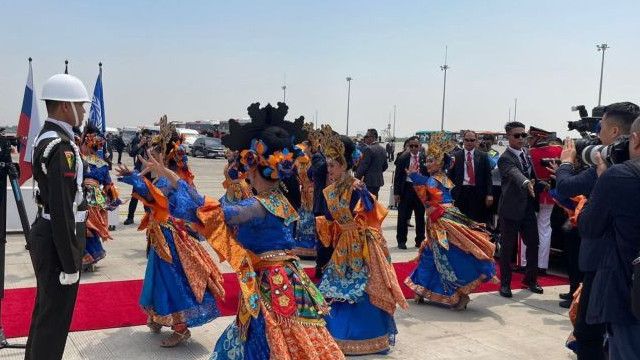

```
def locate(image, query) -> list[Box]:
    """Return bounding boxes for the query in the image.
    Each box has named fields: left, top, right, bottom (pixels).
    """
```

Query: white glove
left=59, top=271, right=80, bottom=285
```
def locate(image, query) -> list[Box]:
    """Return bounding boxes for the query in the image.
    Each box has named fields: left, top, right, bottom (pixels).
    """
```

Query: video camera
left=568, top=105, right=606, bottom=135
left=568, top=104, right=630, bottom=166
left=0, top=129, right=13, bottom=164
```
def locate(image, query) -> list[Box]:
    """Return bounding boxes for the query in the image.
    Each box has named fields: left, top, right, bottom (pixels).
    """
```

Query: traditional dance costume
left=312, top=125, right=407, bottom=355
left=191, top=103, right=344, bottom=359
left=404, top=133, right=497, bottom=309
left=118, top=118, right=224, bottom=345
left=80, top=133, right=121, bottom=271
left=316, top=175, right=407, bottom=355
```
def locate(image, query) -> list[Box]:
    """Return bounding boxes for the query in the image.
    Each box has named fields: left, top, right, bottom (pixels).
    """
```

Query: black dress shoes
left=123, top=218, right=134, bottom=225
left=559, top=299, right=572, bottom=309
left=398, top=244, right=407, bottom=250
left=559, top=292, right=572, bottom=300
left=523, top=282, right=544, bottom=294
left=499, top=285, right=513, bottom=298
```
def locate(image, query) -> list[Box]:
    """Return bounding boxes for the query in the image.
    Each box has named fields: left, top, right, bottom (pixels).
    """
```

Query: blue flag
left=88, top=65, right=106, bottom=133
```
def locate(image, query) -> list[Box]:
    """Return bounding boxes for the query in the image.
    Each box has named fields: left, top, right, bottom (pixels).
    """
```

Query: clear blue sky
left=1, top=0, right=639, bottom=137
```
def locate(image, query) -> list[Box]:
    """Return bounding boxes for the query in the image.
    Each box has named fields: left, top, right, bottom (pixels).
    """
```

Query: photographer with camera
left=577, top=115, right=640, bottom=358
left=553, top=101, right=640, bottom=360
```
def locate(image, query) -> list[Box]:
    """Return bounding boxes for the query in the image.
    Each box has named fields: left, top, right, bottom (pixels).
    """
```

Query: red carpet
left=1, top=262, right=568, bottom=338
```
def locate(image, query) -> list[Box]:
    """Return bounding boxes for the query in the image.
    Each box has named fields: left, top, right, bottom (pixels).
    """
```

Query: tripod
left=0, top=158, right=31, bottom=350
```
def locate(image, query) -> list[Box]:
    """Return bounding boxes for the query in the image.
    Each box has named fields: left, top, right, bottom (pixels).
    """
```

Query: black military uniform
left=25, top=119, right=87, bottom=360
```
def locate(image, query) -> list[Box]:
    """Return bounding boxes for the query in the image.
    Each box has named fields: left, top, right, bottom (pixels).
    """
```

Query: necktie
left=466, top=151, right=476, bottom=185
left=519, top=152, right=529, bottom=174
left=413, top=155, right=418, bottom=171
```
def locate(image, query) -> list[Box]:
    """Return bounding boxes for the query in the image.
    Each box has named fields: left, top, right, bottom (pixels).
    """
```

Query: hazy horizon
left=2, top=0, right=639, bottom=138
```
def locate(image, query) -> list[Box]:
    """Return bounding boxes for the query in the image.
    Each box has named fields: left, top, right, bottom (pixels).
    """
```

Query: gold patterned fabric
left=335, top=335, right=392, bottom=356
left=262, top=302, right=344, bottom=360
left=404, top=274, right=487, bottom=306
left=296, top=156, right=314, bottom=212
left=255, top=188, right=299, bottom=226
left=222, top=163, right=252, bottom=203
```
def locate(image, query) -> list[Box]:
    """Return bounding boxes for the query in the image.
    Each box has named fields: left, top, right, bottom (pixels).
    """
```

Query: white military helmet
left=41, top=74, right=90, bottom=103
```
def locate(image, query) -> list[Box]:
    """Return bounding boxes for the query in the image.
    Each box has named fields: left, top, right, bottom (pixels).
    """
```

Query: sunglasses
left=511, top=133, right=528, bottom=139
left=463, top=138, right=477, bottom=142
left=409, top=144, right=420, bottom=148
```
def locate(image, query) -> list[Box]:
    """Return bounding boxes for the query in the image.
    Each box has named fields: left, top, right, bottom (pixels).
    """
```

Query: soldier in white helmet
left=25, top=74, right=90, bottom=360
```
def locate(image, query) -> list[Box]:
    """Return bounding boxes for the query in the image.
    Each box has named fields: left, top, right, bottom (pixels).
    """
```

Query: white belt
left=42, top=210, right=87, bottom=223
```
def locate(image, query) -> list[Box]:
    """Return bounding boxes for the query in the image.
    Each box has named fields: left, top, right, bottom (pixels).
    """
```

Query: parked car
left=190, top=137, right=225, bottom=158
left=176, top=128, right=201, bottom=153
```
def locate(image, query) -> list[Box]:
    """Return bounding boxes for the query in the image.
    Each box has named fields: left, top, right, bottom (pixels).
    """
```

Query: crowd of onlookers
left=354, top=101, right=640, bottom=359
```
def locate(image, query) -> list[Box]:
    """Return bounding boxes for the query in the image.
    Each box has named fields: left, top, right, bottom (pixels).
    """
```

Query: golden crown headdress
left=426, top=132, right=455, bottom=163
left=309, top=124, right=346, bottom=164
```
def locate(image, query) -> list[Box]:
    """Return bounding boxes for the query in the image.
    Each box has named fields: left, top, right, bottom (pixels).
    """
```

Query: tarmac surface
left=1, top=154, right=576, bottom=359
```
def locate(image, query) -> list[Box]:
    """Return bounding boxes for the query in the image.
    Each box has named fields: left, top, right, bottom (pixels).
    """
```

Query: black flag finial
left=28, top=57, right=32, bottom=63
left=64, top=59, right=69, bottom=74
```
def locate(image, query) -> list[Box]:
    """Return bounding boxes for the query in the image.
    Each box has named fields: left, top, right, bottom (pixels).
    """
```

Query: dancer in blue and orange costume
left=79, top=125, right=122, bottom=272
left=220, top=150, right=252, bottom=206
left=140, top=103, right=344, bottom=360
left=404, top=132, right=498, bottom=310
left=310, top=125, right=408, bottom=356
left=292, top=140, right=318, bottom=258
left=115, top=116, right=224, bottom=347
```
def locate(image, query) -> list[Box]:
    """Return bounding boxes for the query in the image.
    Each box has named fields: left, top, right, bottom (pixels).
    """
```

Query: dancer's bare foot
left=414, top=295, right=425, bottom=304
left=147, top=319, right=162, bottom=334
left=454, top=294, right=471, bottom=311
left=160, top=329, right=191, bottom=347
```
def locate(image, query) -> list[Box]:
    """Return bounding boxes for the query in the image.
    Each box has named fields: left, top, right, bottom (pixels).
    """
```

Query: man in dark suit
left=394, top=136, right=427, bottom=249
left=448, top=130, right=493, bottom=224
left=385, top=141, right=395, bottom=162
left=355, top=129, right=388, bottom=198
left=578, top=116, right=640, bottom=358
left=497, top=121, right=543, bottom=297
left=123, top=129, right=152, bottom=225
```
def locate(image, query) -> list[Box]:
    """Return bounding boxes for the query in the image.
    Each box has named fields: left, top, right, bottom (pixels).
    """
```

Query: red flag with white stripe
left=16, top=58, right=42, bottom=185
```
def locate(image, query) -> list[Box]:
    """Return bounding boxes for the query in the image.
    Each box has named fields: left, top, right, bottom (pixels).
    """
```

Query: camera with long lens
left=568, top=105, right=606, bottom=135
left=576, top=136, right=630, bottom=166
left=568, top=104, right=631, bottom=166
left=567, top=105, right=629, bottom=166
